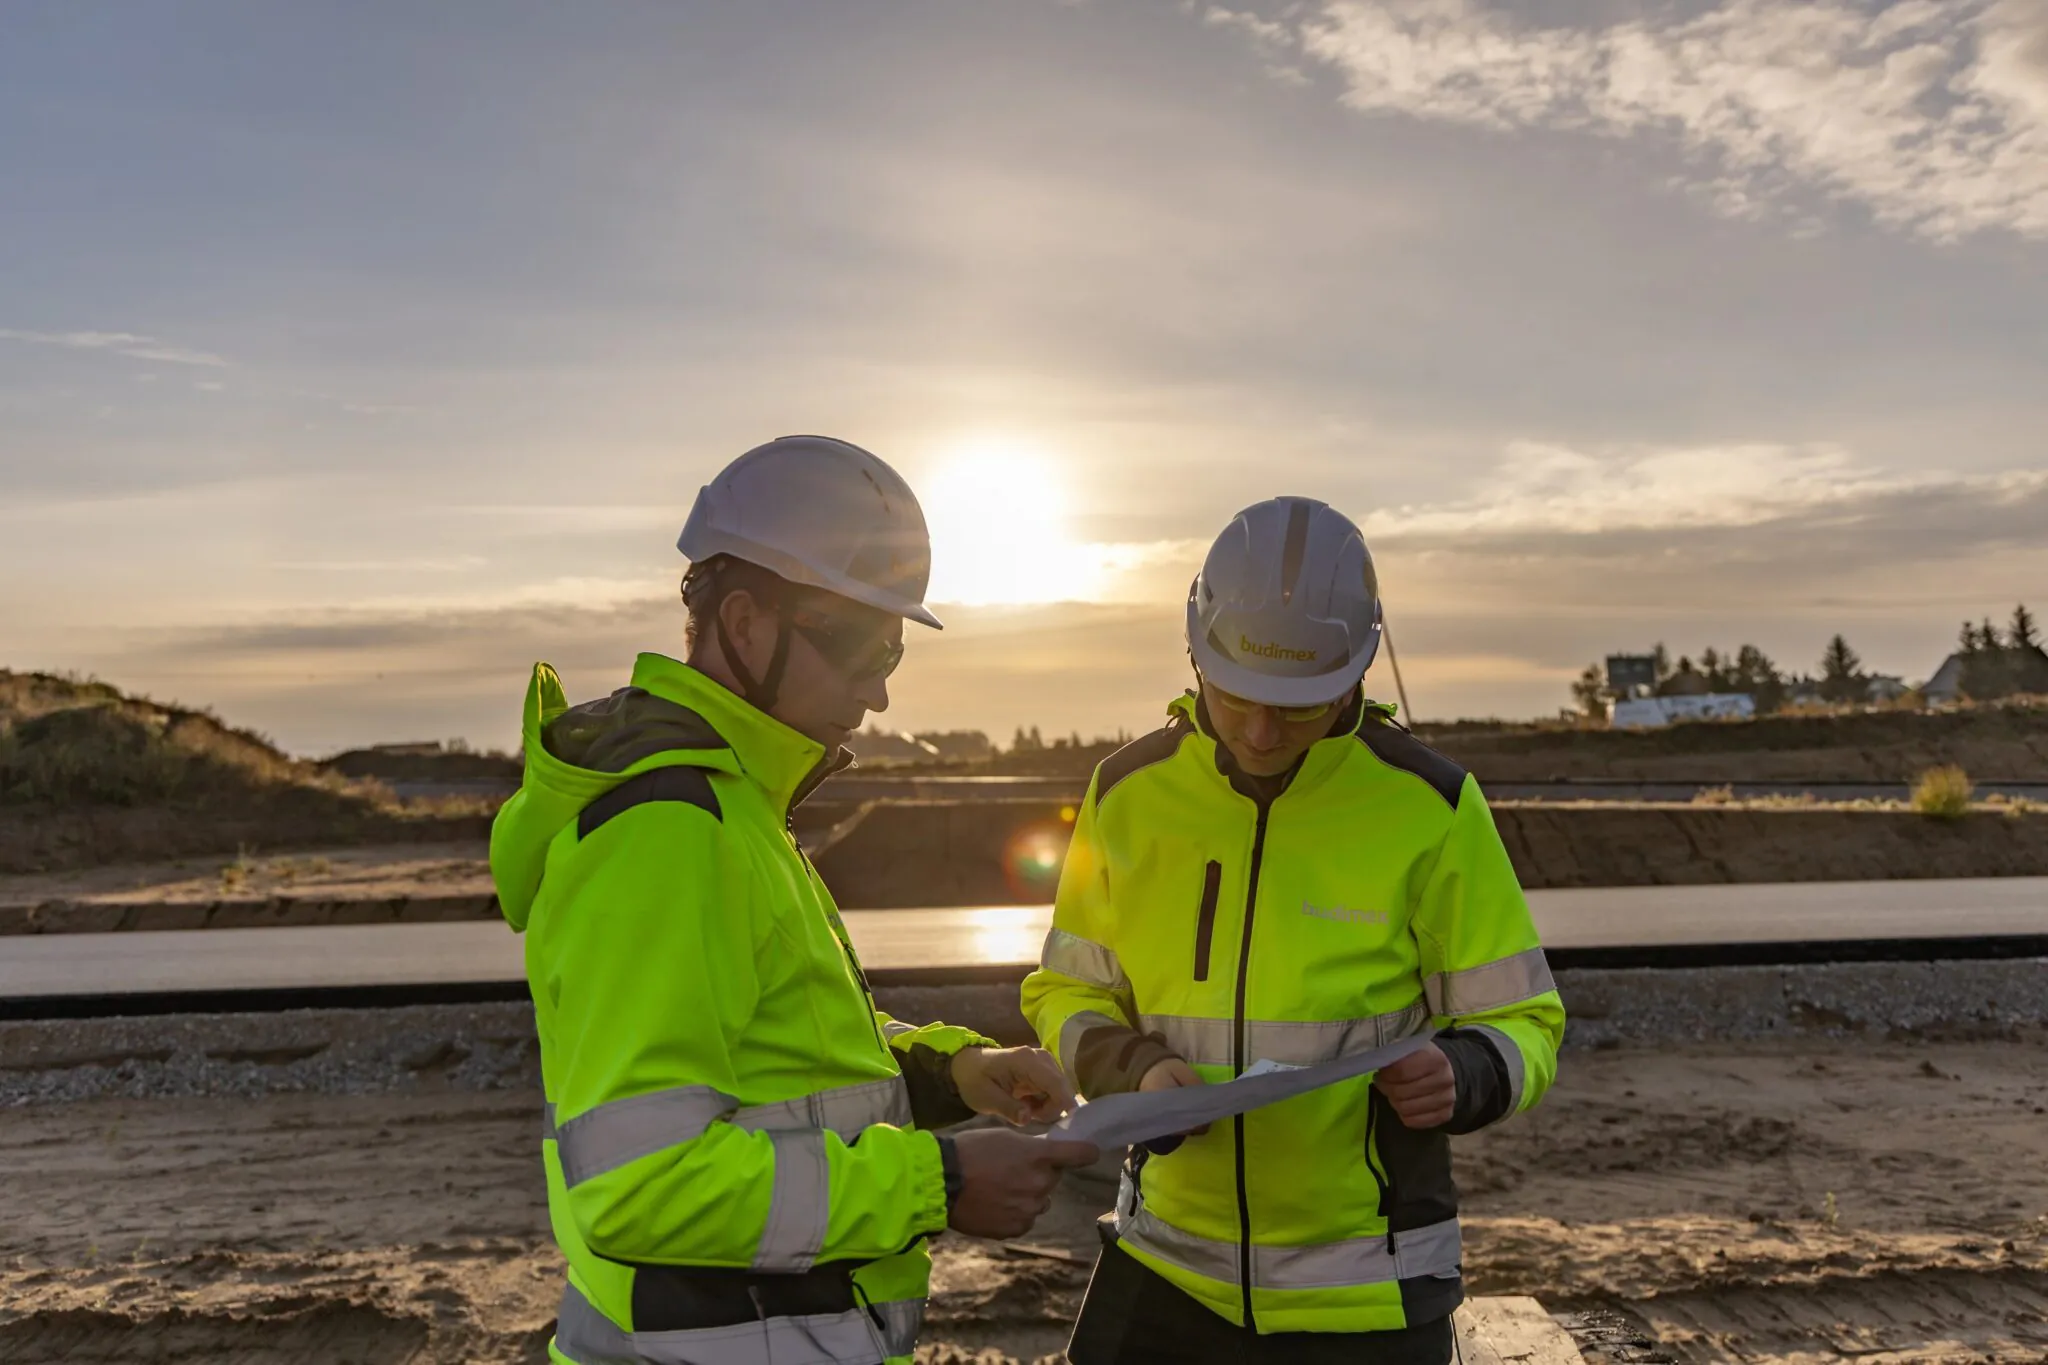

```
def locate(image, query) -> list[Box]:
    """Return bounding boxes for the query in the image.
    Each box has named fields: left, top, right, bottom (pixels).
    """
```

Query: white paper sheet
left=1048, top=1033, right=1436, bottom=1149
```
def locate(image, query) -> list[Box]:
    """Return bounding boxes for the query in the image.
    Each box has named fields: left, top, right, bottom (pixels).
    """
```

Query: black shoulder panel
left=1355, top=718, right=1466, bottom=810
left=1094, top=717, right=1194, bottom=807
left=544, top=688, right=731, bottom=775
left=578, top=766, right=723, bottom=840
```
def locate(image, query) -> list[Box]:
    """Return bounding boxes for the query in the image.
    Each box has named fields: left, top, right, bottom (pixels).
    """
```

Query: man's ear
left=717, top=588, right=765, bottom=658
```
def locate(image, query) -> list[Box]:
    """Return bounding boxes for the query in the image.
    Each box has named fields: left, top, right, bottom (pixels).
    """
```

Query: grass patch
left=1911, top=765, right=1974, bottom=819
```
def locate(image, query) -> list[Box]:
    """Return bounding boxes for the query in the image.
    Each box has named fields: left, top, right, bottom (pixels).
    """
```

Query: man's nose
left=853, top=671, right=890, bottom=715
left=1245, top=706, right=1282, bottom=747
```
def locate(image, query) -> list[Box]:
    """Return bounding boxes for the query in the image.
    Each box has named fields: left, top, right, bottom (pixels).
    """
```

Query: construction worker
left=1023, top=496, right=1565, bottom=1365
left=491, top=435, right=1099, bottom=1365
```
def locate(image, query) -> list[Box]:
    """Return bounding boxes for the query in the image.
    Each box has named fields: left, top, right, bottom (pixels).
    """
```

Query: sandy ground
left=3, top=1034, right=2045, bottom=1364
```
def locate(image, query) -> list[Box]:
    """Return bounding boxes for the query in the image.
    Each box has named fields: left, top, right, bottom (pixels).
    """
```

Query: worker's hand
left=1138, top=1056, right=1209, bottom=1137
left=951, top=1046, right=1077, bottom=1125
left=1373, top=1043, right=1456, bottom=1129
left=946, top=1128, right=1100, bottom=1240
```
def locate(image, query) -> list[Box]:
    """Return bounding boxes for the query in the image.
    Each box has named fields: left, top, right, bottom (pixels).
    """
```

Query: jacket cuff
left=899, top=1042, right=979, bottom=1130
left=934, top=1134, right=965, bottom=1211
left=910, top=1130, right=953, bottom=1236
left=1438, top=1027, right=1514, bottom=1134
left=1071, top=1021, right=1180, bottom=1098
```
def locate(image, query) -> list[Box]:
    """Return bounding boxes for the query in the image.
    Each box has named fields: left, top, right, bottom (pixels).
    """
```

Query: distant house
left=1660, top=669, right=1712, bottom=697
left=1866, top=674, right=1910, bottom=702
left=1603, top=653, right=1659, bottom=699
left=1610, top=693, right=1756, bottom=729
left=847, top=729, right=942, bottom=767
left=915, top=730, right=994, bottom=765
left=1922, top=654, right=1966, bottom=704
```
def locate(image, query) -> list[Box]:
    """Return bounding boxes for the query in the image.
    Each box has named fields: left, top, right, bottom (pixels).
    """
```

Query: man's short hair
left=682, top=555, right=794, bottom=651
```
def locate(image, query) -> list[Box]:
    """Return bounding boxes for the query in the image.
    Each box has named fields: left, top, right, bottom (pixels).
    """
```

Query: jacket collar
left=629, top=652, right=846, bottom=816
left=1168, top=687, right=1380, bottom=804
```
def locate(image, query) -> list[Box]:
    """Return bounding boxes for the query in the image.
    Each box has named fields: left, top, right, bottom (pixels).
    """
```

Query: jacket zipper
left=793, top=813, right=887, bottom=1055
left=1192, top=860, right=1222, bottom=982
left=1230, top=804, right=1271, bottom=1332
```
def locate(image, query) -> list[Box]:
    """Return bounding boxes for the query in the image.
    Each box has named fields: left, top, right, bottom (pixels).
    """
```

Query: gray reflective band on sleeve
left=556, top=1077, right=909, bottom=1190
left=1116, top=1208, right=1462, bottom=1291
left=870, top=1296, right=926, bottom=1358
left=753, top=1129, right=832, bottom=1272
left=1057, top=1010, right=1129, bottom=1074
left=1424, top=947, right=1556, bottom=1018
left=881, top=1020, right=918, bottom=1040
left=1137, top=1003, right=1430, bottom=1069
left=552, top=1282, right=642, bottom=1365
left=730, top=1076, right=912, bottom=1140
left=543, top=1101, right=558, bottom=1144
left=1039, top=928, right=1129, bottom=990
left=557, top=1085, right=740, bottom=1188
left=552, top=1280, right=920, bottom=1364
left=1466, top=1023, right=1526, bottom=1115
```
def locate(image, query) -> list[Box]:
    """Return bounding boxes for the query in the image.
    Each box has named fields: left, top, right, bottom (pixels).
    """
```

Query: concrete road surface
left=1, top=878, right=2043, bottom=1003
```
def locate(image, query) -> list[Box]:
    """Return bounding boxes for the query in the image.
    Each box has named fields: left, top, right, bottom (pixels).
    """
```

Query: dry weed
left=1911, top=765, right=1974, bottom=819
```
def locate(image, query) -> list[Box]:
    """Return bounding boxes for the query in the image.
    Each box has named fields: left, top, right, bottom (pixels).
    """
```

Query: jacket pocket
left=1192, top=860, right=1222, bottom=982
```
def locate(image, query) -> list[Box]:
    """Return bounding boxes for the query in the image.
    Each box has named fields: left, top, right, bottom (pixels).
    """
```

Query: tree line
left=1953, top=604, right=2048, bottom=699
left=1569, top=604, right=2047, bottom=718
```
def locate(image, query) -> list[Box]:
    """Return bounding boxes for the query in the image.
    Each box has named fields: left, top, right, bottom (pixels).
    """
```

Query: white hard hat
left=678, top=435, right=943, bottom=629
left=1186, top=496, right=1381, bottom=707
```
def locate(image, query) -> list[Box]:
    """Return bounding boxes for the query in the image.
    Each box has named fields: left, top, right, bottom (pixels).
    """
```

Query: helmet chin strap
left=717, top=608, right=794, bottom=713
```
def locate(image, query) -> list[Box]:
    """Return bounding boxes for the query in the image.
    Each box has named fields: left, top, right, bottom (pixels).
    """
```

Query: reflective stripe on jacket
left=1021, top=691, right=1564, bottom=1335
left=492, top=653, right=995, bottom=1364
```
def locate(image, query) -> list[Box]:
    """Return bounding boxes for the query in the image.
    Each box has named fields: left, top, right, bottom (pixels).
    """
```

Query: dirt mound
left=321, top=745, right=520, bottom=787
left=1424, top=701, right=2048, bottom=783
left=0, top=672, right=488, bottom=875
left=1492, top=804, right=2048, bottom=887
left=959, top=701, right=2048, bottom=784
left=0, top=674, right=314, bottom=806
left=806, top=798, right=2048, bottom=905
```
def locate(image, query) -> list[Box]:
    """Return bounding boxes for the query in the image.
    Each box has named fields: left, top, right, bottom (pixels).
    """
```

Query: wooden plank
left=1456, top=1296, right=1587, bottom=1365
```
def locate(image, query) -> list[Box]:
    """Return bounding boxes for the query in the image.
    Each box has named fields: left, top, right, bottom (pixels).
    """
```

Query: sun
left=919, top=439, right=1097, bottom=605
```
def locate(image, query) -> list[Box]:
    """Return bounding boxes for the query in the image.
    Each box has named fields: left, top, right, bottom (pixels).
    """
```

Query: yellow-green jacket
left=492, top=653, right=995, bottom=1365
left=1021, top=692, right=1563, bottom=1335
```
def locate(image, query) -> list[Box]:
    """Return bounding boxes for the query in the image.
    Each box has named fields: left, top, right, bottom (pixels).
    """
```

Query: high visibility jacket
left=1021, top=692, right=1564, bottom=1335
left=492, top=653, right=995, bottom=1365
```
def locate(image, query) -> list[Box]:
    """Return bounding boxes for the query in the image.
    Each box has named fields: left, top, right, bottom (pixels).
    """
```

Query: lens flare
left=1001, top=821, right=1072, bottom=899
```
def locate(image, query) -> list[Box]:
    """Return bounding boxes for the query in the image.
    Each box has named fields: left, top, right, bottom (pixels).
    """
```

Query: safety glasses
left=1203, top=679, right=1337, bottom=725
left=790, top=611, right=905, bottom=683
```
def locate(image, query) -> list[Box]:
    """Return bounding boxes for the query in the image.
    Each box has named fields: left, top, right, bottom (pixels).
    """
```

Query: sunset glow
left=921, top=440, right=1098, bottom=606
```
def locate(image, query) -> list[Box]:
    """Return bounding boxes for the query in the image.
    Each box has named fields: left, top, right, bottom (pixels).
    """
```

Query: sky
left=3, top=0, right=2045, bottom=756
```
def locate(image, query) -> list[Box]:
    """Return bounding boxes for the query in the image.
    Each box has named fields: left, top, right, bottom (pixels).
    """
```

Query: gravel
left=3, top=959, right=2043, bottom=1107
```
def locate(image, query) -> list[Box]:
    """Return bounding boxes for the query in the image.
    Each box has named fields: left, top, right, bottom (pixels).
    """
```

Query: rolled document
left=1049, top=1032, right=1436, bottom=1149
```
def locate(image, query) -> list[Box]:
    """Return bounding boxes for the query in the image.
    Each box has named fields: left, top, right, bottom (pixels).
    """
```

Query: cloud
left=66, top=453, right=2048, bottom=750
left=0, top=328, right=231, bottom=367
left=267, top=556, right=491, bottom=574
left=1362, top=441, right=1928, bottom=536
left=1365, top=439, right=2048, bottom=576
left=1209, top=0, right=2048, bottom=240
